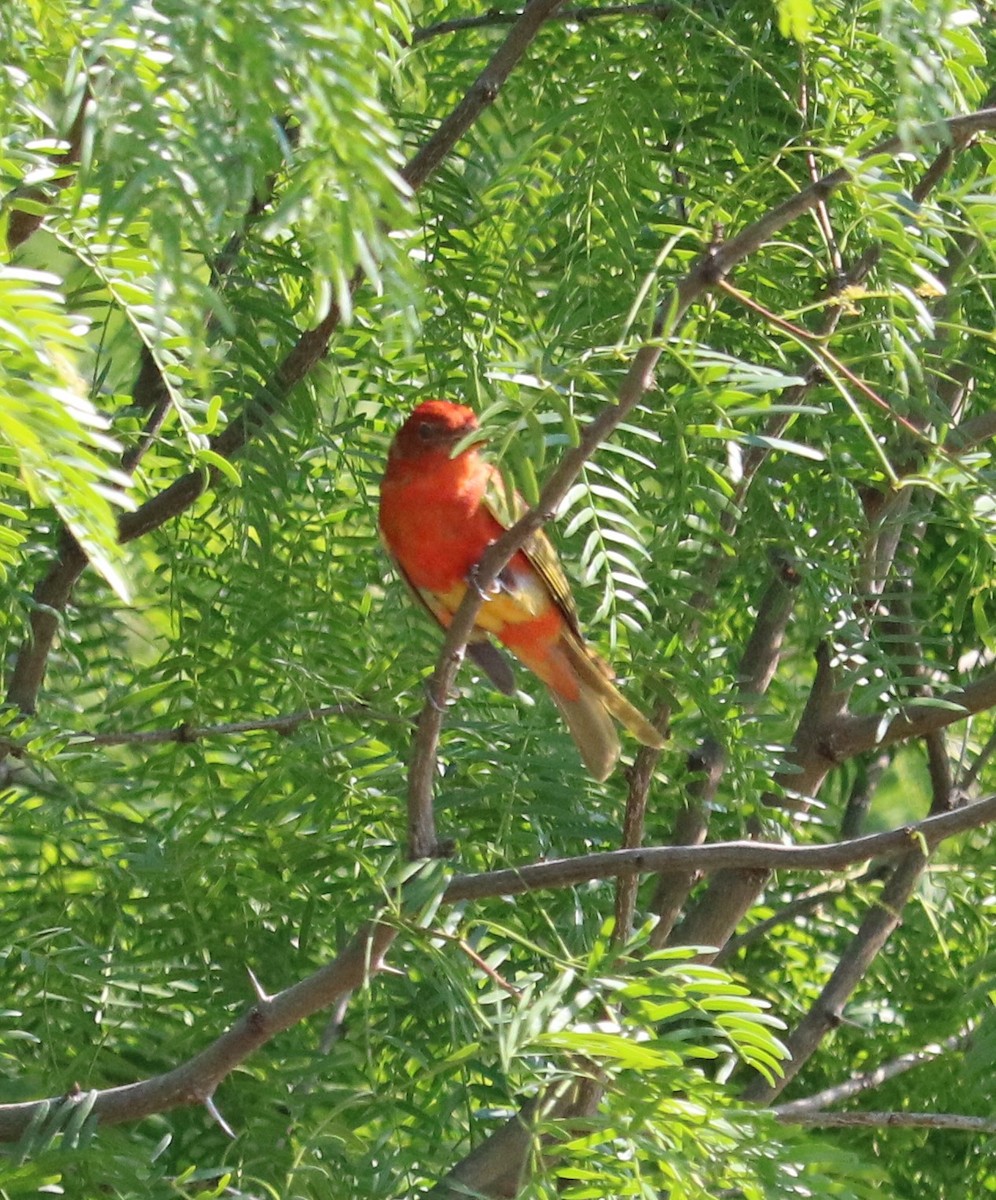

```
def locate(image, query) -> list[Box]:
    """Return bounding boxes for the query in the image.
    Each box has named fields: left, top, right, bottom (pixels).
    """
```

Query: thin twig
left=410, top=2, right=671, bottom=45
left=77, top=704, right=408, bottom=747
left=959, top=726, right=996, bottom=793
left=715, top=277, right=928, bottom=444
left=776, top=1110, right=996, bottom=1134
left=715, top=878, right=853, bottom=963
left=773, top=1024, right=973, bottom=1116
left=430, top=930, right=524, bottom=998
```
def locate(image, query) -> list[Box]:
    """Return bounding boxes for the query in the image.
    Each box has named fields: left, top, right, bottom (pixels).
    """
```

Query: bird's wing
left=482, top=469, right=586, bottom=643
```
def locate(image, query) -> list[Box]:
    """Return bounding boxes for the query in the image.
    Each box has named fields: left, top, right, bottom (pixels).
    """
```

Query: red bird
left=378, top=400, right=664, bottom=780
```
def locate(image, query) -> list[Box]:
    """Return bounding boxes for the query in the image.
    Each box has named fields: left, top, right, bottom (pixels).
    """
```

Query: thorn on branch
left=204, top=1095, right=237, bottom=1140
left=246, top=966, right=271, bottom=1004
left=319, top=992, right=353, bottom=1054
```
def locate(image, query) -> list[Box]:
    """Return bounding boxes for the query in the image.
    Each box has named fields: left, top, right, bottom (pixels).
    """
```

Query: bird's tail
left=551, top=637, right=665, bottom=780
left=550, top=686, right=621, bottom=782
left=561, top=637, right=665, bottom=748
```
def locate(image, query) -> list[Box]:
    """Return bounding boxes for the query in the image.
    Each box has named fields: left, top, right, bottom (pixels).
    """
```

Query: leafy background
left=1, top=0, right=995, bottom=1197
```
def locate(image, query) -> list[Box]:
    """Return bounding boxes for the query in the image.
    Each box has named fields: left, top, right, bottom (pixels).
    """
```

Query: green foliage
left=1, top=0, right=995, bottom=1197
left=0, top=266, right=132, bottom=597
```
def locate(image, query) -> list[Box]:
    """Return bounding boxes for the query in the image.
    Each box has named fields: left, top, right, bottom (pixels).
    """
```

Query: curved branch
left=0, top=921, right=397, bottom=1144
left=5, top=797, right=992, bottom=1146
left=773, top=1025, right=972, bottom=1117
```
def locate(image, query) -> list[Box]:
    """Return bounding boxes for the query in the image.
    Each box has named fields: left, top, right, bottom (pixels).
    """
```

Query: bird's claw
left=467, top=563, right=499, bottom=602
left=422, top=679, right=450, bottom=711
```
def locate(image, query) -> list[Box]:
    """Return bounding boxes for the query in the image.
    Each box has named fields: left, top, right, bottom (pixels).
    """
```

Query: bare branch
left=0, top=920, right=398, bottom=1144
left=672, top=642, right=848, bottom=954
left=773, top=1025, right=973, bottom=1116
left=737, top=556, right=803, bottom=698
left=77, top=703, right=408, bottom=747
left=6, top=533, right=89, bottom=714
left=946, top=409, right=996, bottom=454
left=617, top=553, right=798, bottom=938
left=827, top=670, right=996, bottom=762
left=427, top=1081, right=584, bottom=1199
left=443, top=793, right=996, bottom=903
left=402, top=0, right=570, bottom=191
left=741, top=848, right=931, bottom=1105
left=410, top=2, right=671, bottom=45
left=840, top=751, right=890, bottom=839
left=693, top=109, right=996, bottom=300
left=776, top=1110, right=996, bottom=1134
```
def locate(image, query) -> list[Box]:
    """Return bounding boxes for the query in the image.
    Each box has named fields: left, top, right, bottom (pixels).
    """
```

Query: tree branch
left=773, top=1024, right=972, bottom=1116
left=410, top=2, right=671, bottom=45
left=639, top=558, right=800, bottom=947
left=5, top=80, right=91, bottom=251
left=443, top=793, right=996, bottom=903
left=5, top=798, right=993, bottom=1146
left=775, top=1110, right=996, bottom=1134
left=826, top=670, right=996, bottom=762
left=75, top=703, right=409, bottom=747
left=0, top=920, right=398, bottom=1144
left=740, top=847, right=931, bottom=1105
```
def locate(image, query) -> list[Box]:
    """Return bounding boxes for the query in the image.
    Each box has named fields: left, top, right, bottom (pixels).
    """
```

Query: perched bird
left=378, top=399, right=664, bottom=780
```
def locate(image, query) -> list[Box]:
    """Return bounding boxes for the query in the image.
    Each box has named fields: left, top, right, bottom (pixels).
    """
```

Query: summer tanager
left=378, top=399, right=664, bottom=780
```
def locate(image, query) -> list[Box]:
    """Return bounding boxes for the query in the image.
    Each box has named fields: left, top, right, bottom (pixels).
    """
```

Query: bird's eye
left=417, top=421, right=435, bottom=440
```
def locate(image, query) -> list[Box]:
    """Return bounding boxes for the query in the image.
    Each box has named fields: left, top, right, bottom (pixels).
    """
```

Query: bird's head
left=389, top=400, right=482, bottom=462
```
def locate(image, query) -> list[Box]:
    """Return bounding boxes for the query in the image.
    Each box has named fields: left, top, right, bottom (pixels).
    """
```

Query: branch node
left=475, top=77, right=501, bottom=104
